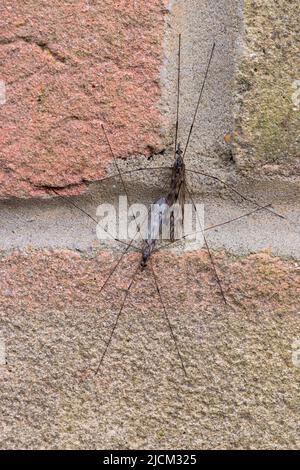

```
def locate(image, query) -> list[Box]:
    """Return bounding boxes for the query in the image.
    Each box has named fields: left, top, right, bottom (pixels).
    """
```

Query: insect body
left=141, top=143, right=185, bottom=268
left=166, top=143, right=185, bottom=208
left=140, top=196, right=167, bottom=268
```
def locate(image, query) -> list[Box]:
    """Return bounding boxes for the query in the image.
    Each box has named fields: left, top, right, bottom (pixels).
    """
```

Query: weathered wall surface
left=0, top=0, right=299, bottom=451
left=0, top=0, right=166, bottom=197
left=233, top=0, right=300, bottom=177
left=1, top=250, right=299, bottom=449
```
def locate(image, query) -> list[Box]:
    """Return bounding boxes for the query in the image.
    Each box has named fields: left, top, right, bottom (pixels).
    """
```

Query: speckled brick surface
left=1, top=0, right=299, bottom=452
left=0, top=1, right=167, bottom=197
left=1, top=249, right=299, bottom=449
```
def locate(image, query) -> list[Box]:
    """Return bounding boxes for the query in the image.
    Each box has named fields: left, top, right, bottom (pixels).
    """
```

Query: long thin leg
left=52, top=157, right=142, bottom=299
left=170, top=210, right=175, bottom=243
left=101, top=124, right=165, bottom=291
left=205, top=205, right=271, bottom=232
left=180, top=180, right=186, bottom=234
left=95, top=265, right=140, bottom=375
left=160, top=204, right=271, bottom=251
left=186, top=169, right=285, bottom=220
left=94, top=126, right=150, bottom=366
left=149, top=259, right=187, bottom=377
left=183, top=43, right=216, bottom=160
left=185, top=184, right=227, bottom=304
left=99, top=228, right=141, bottom=294
left=102, top=124, right=135, bottom=210
left=102, top=124, right=143, bottom=236
left=42, top=166, right=172, bottom=192
left=50, top=188, right=140, bottom=252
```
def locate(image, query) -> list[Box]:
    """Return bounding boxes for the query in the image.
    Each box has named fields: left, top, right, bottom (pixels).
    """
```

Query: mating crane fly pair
left=51, top=35, right=284, bottom=377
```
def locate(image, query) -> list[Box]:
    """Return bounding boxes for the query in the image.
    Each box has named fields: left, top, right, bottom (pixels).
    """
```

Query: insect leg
left=95, top=264, right=140, bottom=375
left=50, top=188, right=140, bottom=252
left=149, top=259, right=187, bottom=377
left=185, top=184, right=227, bottom=304
left=170, top=210, right=175, bottom=243
left=185, top=169, right=285, bottom=220
left=160, top=204, right=271, bottom=252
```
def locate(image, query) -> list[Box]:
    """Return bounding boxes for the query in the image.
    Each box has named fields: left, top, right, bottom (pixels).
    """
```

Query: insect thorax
left=167, top=145, right=185, bottom=206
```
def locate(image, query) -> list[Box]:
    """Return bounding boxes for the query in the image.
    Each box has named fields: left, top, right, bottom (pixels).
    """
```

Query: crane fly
left=48, top=35, right=284, bottom=378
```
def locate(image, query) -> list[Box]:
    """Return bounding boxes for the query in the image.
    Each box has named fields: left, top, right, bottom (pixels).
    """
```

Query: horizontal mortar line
left=0, top=195, right=299, bottom=260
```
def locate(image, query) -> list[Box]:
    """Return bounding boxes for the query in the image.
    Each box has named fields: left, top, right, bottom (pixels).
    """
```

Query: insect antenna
left=174, top=33, right=181, bottom=158
left=182, top=42, right=216, bottom=160
left=149, top=259, right=187, bottom=377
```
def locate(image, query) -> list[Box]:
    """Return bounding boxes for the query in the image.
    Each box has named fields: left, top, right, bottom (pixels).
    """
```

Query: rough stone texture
left=0, top=249, right=300, bottom=449
left=233, top=0, right=300, bottom=177
left=1, top=0, right=300, bottom=452
left=0, top=0, right=167, bottom=197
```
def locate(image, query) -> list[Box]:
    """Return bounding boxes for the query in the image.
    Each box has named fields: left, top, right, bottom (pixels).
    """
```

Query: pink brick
left=0, top=1, right=167, bottom=197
